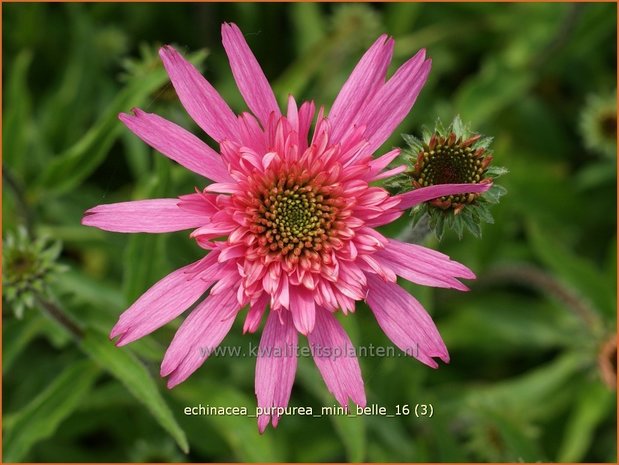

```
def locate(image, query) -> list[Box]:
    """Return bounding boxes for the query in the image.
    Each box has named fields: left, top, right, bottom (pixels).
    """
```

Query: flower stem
left=478, top=263, right=602, bottom=333
left=35, top=294, right=84, bottom=340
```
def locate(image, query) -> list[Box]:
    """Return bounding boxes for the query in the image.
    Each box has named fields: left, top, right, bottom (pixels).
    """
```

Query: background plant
left=3, top=3, right=616, bottom=462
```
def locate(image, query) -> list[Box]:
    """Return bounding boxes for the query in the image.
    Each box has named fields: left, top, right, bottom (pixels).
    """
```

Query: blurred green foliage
left=2, top=2, right=616, bottom=462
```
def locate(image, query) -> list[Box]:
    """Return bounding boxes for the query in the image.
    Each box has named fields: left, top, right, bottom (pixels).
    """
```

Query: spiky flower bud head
left=2, top=227, right=66, bottom=319
left=401, top=116, right=507, bottom=239
left=579, top=90, right=617, bottom=160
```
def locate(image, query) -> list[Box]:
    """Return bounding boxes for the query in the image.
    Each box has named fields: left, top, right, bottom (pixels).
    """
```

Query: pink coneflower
left=83, top=23, right=490, bottom=432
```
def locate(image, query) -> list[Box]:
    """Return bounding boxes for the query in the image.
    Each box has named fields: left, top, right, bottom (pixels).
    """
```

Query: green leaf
left=557, top=381, right=614, bottom=462
left=173, top=379, right=283, bottom=462
left=296, top=358, right=366, bottom=462
left=55, top=269, right=125, bottom=312
left=3, top=315, right=46, bottom=374
left=575, top=161, right=617, bottom=190
left=290, top=3, right=327, bottom=53
left=482, top=410, right=545, bottom=461
left=385, top=3, right=421, bottom=35
left=122, top=129, right=151, bottom=181
left=123, top=156, right=171, bottom=303
left=366, top=416, right=418, bottom=461
left=80, top=329, right=189, bottom=453
left=455, top=59, right=533, bottom=125
left=3, top=50, right=33, bottom=177
left=465, top=352, right=586, bottom=420
left=272, top=21, right=364, bottom=101
left=528, top=222, right=615, bottom=319
left=36, top=50, right=207, bottom=196
left=441, top=295, right=576, bottom=352
left=3, top=360, right=100, bottom=462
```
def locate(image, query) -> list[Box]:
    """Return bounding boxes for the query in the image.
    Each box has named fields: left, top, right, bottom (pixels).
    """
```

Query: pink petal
left=385, top=238, right=475, bottom=279
left=209, top=264, right=244, bottom=295
left=286, top=95, right=313, bottom=153
left=159, top=45, right=238, bottom=143
left=289, top=285, right=316, bottom=335
left=286, top=95, right=299, bottom=135
left=237, top=113, right=268, bottom=157
left=374, top=253, right=468, bottom=291
left=82, top=198, right=208, bottom=233
left=297, top=100, right=315, bottom=152
left=329, top=34, right=395, bottom=144
left=365, top=274, right=449, bottom=368
left=396, top=182, right=492, bottom=210
left=119, top=109, right=232, bottom=182
left=359, top=254, right=397, bottom=282
left=358, top=50, right=431, bottom=154
left=307, top=307, right=366, bottom=408
left=374, top=239, right=475, bottom=291
left=366, top=148, right=401, bottom=179
left=203, top=182, right=240, bottom=194
left=190, top=222, right=236, bottom=242
left=244, top=293, right=269, bottom=333
left=272, top=272, right=290, bottom=310
left=218, top=243, right=247, bottom=262
left=373, top=165, right=407, bottom=181
left=221, top=23, right=280, bottom=126
left=255, top=310, right=298, bottom=433
left=177, top=192, right=219, bottom=216
left=111, top=254, right=222, bottom=345
left=362, top=208, right=405, bottom=228
left=161, top=285, right=240, bottom=387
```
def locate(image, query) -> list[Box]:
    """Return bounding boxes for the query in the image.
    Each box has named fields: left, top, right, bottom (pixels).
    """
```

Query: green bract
left=399, top=116, right=508, bottom=239
left=579, top=90, right=617, bottom=160
left=2, top=227, right=66, bottom=318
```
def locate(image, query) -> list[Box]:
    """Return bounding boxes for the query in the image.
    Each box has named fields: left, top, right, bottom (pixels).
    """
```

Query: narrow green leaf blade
left=80, top=329, right=189, bottom=453
left=122, top=156, right=171, bottom=303
left=296, top=358, right=366, bottom=462
left=36, top=50, right=207, bottom=196
left=528, top=222, right=615, bottom=318
left=3, top=315, right=46, bottom=374
left=4, top=360, right=99, bottom=462
left=558, top=381, right=614, bottom=462
left=173, top=379, right=283, bottom=462
left=3, top=50, right=33, bottom=176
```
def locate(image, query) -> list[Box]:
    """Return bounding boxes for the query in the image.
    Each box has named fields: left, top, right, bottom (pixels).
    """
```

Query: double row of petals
left=81, top=22, right=496, bottom=433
